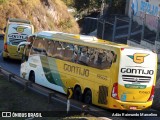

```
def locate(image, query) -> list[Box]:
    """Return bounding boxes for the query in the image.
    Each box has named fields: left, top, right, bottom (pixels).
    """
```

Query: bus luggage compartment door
left=98, top=86, right=108, bottom=104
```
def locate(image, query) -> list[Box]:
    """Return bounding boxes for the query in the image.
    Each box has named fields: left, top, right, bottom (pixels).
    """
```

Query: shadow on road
left=3, top=58, right=21, bottom=65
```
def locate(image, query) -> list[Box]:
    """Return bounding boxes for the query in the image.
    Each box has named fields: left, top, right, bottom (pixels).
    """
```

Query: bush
left=0, top=0, right=7, bottom=4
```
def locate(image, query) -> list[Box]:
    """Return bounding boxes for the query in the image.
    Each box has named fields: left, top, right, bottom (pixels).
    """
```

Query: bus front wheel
left=73, top=86, right=82, bottom=101
left=29, top=71, right=35, bottom=83
left=84, top=90, right=92, bottom=104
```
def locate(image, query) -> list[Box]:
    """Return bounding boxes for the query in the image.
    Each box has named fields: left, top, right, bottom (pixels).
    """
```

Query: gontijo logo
left=13, top=26, right=27, bottom=33
left=127, top=53, right=149, bottom=64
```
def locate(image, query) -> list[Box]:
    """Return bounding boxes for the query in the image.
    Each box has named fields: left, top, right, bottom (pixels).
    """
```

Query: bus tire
left=73, top=86, right=82, bottom=101
left=29, top=71, right=35, bottom=83
left=84, top=90, right=92, bottom=104
left=3, top=57, right=8, bottom=61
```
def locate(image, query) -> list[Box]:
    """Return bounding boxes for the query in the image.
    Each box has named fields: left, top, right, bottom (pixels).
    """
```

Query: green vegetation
left=0, top=0, right=7, bottom=4
left=62, top=0, right=126, bottom=18
left=0, top=0, right=79, bottom=34
left=0, top=74, right=98, bottom=119
left=63, top=0, right=125, bottom=12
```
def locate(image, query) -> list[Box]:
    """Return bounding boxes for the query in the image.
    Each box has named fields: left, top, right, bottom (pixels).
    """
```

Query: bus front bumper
left=3, top=51, right=22, bottom=60
left=109, top=99, right=152, bottom=110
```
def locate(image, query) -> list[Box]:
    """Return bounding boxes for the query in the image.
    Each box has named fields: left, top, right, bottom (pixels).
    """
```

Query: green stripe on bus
left=48, top=57, right=64, bottom=87
left=40, top=56, right=57, bottom=85
left=40, top=56, right=64, bottom=87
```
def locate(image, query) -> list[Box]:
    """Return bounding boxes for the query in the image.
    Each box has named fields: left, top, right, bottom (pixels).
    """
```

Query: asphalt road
left=0, top=39, right=20, bottom=75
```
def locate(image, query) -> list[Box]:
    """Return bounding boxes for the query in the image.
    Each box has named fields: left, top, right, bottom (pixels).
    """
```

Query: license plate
left=129, top=106, right=137, bottom=110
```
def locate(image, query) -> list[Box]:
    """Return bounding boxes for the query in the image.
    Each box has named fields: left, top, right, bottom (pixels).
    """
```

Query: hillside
left=0, top=0, right=80, bottom=34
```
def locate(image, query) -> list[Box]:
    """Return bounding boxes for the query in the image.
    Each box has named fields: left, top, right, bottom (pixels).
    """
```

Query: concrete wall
left=128, top=0, right=159, bottom=31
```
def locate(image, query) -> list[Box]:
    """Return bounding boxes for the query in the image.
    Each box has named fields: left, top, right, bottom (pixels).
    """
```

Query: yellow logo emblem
left=13, top=26, right=26, bottom=33
left=127, top=53, right=149, bottom=64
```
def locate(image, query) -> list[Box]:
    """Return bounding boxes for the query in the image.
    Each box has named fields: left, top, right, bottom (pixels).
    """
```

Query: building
left=126, top=0, right=160, bottom=62
left=126, top=0, right=160, bottom=32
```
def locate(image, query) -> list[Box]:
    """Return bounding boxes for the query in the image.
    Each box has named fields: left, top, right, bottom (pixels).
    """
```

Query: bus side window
left=87, top=49, right=117, bottom=70
left=52, top=41, right=64, bottom=59
left=100, top=50, right=111, bottom=69
left=103, top=50, right=117, bottom=69
left=78, top=46, right=89, bottom=65
left=30, top=39, right=39, bottom=55
left=63, top=43, right=74, bottom=61
left=37, top=39, right=48, bottom=56
left=22, top=45, right=31, bottom=62
left=30, top=39, right=47, bottom=56
left=87, top=48, right=94, bottom=66
left=111, top=51, right=117, bottom=63
left=71, top=44, right=79, bottom=62
left=47, top=41, right=54, bottom=57
left=48, top=41, right=57, bottom=57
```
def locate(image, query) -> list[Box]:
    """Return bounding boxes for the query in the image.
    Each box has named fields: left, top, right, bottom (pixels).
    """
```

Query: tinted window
left=30, top=38, right=48, bottom=55
left=30, top=39, right=117, bottom=70
left=75, top=46, right=116, bottom=69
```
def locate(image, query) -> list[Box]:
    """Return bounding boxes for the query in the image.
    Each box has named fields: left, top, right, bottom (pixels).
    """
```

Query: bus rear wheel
left=84, top=90, right=92, bottom=104
left=73, top=86, right=82, bottom=101
left=29, top=71, right=35, bottom=83
left=3, top=57, right=8, bottom=61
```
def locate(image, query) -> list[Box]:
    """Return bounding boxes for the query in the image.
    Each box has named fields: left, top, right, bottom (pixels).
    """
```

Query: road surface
left=0, top=39, right=20, bottom=75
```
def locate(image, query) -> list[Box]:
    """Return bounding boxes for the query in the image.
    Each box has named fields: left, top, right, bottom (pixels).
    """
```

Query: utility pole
left=100, top=0, right=105, bottom=17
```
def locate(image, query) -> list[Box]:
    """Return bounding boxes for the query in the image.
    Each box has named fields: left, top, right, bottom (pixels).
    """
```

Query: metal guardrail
left=83, top=17, right=98, bottom=35
left=0, top=66, right=160, bottom=118
left=0, top=66, right=113, bottom=117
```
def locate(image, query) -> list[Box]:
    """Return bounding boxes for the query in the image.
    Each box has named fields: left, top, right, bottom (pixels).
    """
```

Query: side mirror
left=17, top=46, right=24, bottom=54
left=17, top=41, right=31, bottom=53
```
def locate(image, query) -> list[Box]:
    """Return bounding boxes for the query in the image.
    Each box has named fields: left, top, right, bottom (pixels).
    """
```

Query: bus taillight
left=4, top=43, right=8, bottom=52
left=147, top=85, right=155, bottom=101
left=112, top=83, right=119, bottom=100
left=121, top=48, right=124, bottom=51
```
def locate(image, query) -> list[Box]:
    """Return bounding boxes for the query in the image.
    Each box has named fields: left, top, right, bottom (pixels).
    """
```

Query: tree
left=74, top=0, right=90, bottom=11
left=62, top=0, right=74, bottom=7
left=62, top=0, right=126, bottom=16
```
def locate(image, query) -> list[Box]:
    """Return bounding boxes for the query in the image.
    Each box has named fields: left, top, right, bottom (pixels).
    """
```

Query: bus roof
left=33, top=31, right=150, bottom=51
left=8, top=18, right=32, bottom=24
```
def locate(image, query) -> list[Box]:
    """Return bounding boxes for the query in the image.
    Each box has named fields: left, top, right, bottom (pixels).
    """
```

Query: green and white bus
left=18, top=31, right=157, bottom=110
left=3, top=18, right=34, bottom=60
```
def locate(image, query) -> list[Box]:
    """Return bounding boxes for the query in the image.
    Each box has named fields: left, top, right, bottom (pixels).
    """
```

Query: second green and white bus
left=3, top=18, right=34, bottom=60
